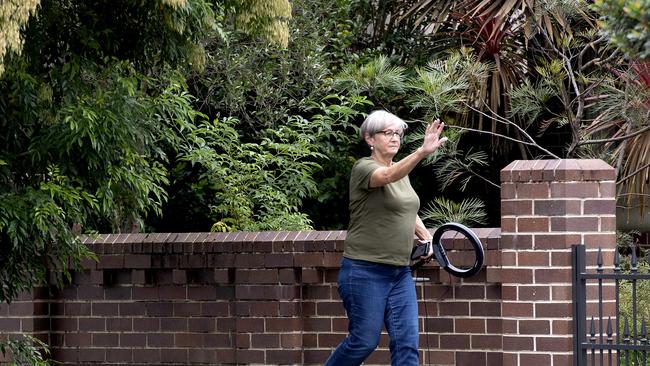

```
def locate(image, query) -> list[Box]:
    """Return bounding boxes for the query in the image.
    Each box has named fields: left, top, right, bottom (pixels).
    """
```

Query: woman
left=324, top=110, right=447, bottom=366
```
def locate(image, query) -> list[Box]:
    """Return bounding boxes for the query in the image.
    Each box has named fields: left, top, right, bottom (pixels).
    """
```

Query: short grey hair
left=360, top=110, right=408, bottom=140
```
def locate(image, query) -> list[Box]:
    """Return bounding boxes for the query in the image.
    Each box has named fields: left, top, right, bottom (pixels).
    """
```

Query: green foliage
left=226, top=0, right=292, bottom=47
left=189, top=0, right=340, bottom=130
left=0, top=335, right=52, bottom=366
left=592, top=0, right=650, bottom=59
left=0, top=58, right=206, bottom=300
left=147, top=0, right=366, bottom=231
left=507, top=80, right=556, bottom=125
left=180, top=116, right=324, bottom=231
left=336, top=55, right=407, bottom=100
left=420, top=197, right=487, bottom=227
left=300, top=94, right=373, bottom=229
left=407, top=49, right=490, bottom=120
left=22, top=0, right=217, bottom=74
left=409, top=127, right=493, bottom=192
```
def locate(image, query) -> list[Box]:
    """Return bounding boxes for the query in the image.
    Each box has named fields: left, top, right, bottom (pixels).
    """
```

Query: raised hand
left=420, top=118, right=448, bottom=155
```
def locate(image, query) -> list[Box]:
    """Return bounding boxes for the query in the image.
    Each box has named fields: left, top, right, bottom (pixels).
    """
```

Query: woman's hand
left=420, top=119, right=448, bottom=156
left=417, top=239, right=434, bottom=260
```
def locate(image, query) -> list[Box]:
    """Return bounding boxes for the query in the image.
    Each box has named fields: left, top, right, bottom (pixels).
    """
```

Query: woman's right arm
left=369, top=119, right=448, bottom=188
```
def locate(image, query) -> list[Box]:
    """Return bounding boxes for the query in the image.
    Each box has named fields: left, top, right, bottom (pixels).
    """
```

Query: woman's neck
left=370, top=153, right=392, bottom=167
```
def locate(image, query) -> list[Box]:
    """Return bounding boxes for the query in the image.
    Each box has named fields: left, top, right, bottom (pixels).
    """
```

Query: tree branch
left=577, top=122, right=650, bottom=146
left=463, top=103, right=561, bottom=159
left=617, top=162, right=650, bottom=185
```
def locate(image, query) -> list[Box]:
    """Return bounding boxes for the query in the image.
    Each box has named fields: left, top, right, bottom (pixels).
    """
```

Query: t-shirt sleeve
left=351, top=158, right=381, bottom=191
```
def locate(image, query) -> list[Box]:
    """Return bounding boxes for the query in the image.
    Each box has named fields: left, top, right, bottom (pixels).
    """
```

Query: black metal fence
left=573, top=244, right=650, bottom=366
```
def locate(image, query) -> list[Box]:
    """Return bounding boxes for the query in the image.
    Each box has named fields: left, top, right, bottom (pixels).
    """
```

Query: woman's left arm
left=415, top=216, right=432, bottom=241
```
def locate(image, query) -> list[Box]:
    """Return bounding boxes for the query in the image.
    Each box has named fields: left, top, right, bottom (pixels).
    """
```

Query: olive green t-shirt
left=344, top=157, right=420, bottom=266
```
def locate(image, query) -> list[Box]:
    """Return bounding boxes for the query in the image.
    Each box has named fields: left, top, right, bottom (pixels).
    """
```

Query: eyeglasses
left=376, top=129, right=403, bottom=139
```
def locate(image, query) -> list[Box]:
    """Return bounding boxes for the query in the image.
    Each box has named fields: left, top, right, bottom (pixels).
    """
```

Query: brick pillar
left=499, top=159, right=616, bottom=365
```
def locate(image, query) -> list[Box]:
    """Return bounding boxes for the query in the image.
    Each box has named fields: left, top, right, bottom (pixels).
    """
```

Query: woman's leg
left=384, top=266, right=419, bottom=366
left=324, top=258, right=389, bottom=366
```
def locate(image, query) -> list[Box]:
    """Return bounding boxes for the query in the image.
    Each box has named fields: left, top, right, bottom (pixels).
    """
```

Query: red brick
left=236, top=318, right=264, bottom=332
left=160, top=348, right=188, bottom=364
left=551, top=285, right=573, bottom=301
left=65, top=332, right=91, bottom=347
left=503, top=336, right=534, bottom=351
left=536, top=336, right=572, bottom=352
left=501, top=183, right=516, bottom=199
left=535, top=268, right=572, bottom=283
left=455, top=285, right=485, bottom=299
left=501, top=200, right=532, bottom=215
left=133, top=349, right=161, bottom=363
left=281, top=333, right=302, bottom=348
left=124, top=254, right=151, bottom=268
left=423, top=350, right=454, bottom=365
left=159, top=285, right=187, bottom=300
left=188, top=349, right=218, bottom=363
left=535, top=199, right=582, bottom=216
left=439, top=302, right=470, bottom=316
left=499, top=268, right=533, bottom=283
left=455, top=318, right=485, bottom=333
left=440, top=334, right=470, bottom=349
left=518, top=286, right=550, bottom=301
left=584, top=199, right=616, bottom=215
left=93, top=333, right=119, bottom=347
left=534, top=234, right=581, bottom=249
left=502, top=302, right=533, bottom=317
left=160, top=317, right=188, bottom=332
left=106, top=317, right=132, bottom=331
left=424, top=318, right=454, bottom=333
left=600, top=216, right=616, bottom=231
left=520, top=353, right=552, bottom=365
left=517, top=217, right=549, bottom=232
left=264, top=253, right=293, bottom=267
left=78, top=348, right=106, bottom=362
left=456, top=351, right=486, bottom=366
left=147, top=333, right=174, bottom=347
left=550, top=216, right=599, bottom=231
left=470, top=302, right=501, bottom=317
left=500, top=234, right=533, bottom=249
left=204, top=333, right=233, bottom=347
left=471, top=335, right=502, bottom=349
left=235, top=349, right=264, bottom=364
left=550, top=182, right=599, bottom=198
left=519, top=319, right=550, bottom=334
left=316, top=301, right=345, bottom=316
left=78, top=317, right=104, bottom=331
left=577, top=159, right=615, bottom=180
left=176, top=332, right=203, bottom=347
left=120, top=333, right=146, bottom=347
left=517, top=251, right=549, bottom=266
left=106, top=348, right=133, bottom=362
left=553, top=353, right=574, bottom=365
left=516, top=183, right=550, bottom=198
left=235, top=269, right=279, bottom=284
left=251, top=333, right=280, bottom=348
left=303, top=318, right=331, bottom=332
left=535, top=302, right=572, bottom=317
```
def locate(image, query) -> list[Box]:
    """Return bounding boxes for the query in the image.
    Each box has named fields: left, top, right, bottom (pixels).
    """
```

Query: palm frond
left=335, top=55, right=407, bottom=95
left=420, top=197, right=488, bottom=227
left=406, top=49, right=490, bottom=118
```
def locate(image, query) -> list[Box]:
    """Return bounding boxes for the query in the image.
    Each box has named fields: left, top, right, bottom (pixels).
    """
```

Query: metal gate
left=573, top=244, right=650, bottom=365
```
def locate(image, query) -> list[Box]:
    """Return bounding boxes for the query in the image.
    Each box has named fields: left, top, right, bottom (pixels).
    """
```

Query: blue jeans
left=324, top=258, right=419, bottom=366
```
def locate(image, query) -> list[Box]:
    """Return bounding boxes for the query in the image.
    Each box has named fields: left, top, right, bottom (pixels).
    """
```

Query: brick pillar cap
left=501, top=159, right=615, bottom=182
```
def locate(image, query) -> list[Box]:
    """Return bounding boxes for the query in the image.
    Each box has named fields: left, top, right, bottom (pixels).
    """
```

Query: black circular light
left=412, top=222, right=485, bottom=278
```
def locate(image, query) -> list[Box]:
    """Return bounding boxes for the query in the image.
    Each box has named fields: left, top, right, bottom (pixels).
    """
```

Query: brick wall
left=0, top=159, right=617, bottom=365
left=499, top=159, right=617, bottom=365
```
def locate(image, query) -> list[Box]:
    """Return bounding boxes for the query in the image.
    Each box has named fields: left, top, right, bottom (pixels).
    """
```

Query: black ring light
left=411, top=222, right=485, bottom=278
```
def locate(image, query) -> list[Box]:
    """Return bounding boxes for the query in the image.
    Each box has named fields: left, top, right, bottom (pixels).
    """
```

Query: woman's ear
left=364, top=133, right=374, bottom=148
